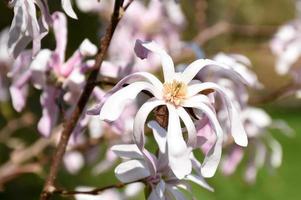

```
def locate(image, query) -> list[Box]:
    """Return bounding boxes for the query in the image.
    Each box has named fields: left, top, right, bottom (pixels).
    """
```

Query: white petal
left=115, top=160, right=150, bottom=183
left=79, top=39, right=97, bottom=56
left=99, top=81, right=157, bottom=121
left=167, top=186, right=187, bottom=200
left=148, top=121, right=167, bottom=153
left=267, top=135, right=282, bottom=168
left=133, top=98, right=165, bottom=148
left=181, top=59, right=247, bottom=85
left=185, top=174, right=214, bottom=192
left=188, top=82, right=248, bottom=147
left=61, top=0, right=78, bottom=19
left=166, top=104, right=192, bottom=179
left=139, top=41, right=175, bottom=82
left=183, top=97, right=223, bottom=178
left=111, top=144, right=143, bottom=160
left=176, top=107, right=197, bottom=148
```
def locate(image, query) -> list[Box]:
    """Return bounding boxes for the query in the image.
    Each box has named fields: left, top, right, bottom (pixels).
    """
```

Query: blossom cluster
left=0, top=0, right=298, bottom=199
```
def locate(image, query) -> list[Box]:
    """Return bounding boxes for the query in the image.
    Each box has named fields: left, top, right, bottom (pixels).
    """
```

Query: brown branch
left=53, top=181, right=137, bottom=196
left=249, top=82, right=300, bottom=105
left=39, top=1, right=129, bottom=200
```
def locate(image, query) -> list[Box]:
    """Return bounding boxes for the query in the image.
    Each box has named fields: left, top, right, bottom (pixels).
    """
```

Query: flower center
left=163, top=80, right=187, bottom=106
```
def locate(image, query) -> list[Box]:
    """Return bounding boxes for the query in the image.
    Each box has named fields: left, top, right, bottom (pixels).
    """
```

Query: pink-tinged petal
left=38, top=86, right=59, bottom=137
left=166, top=104, right=192, bottom=179
left=61, top=0, right=78, bottom=19
left=9, top=70, right=31, bottom=112
left=181, top=59, right=247, bottom=85
left=196, top=118, right=216, bottom=155
left=52, top=12, right=67, bottom=64
left=188, top=82, right=248, bottom=147
left=221, top=146, right=244, bottom=175
left=133, top=98, right=165, bottom=148
left=134, top=39, right=149, bottom=59
left=183, top=97, right=223, bottom=178
left=185, top=174, right=214, bottom=192
left=148, top=180, right=165, bottom=200
left=111, top=144, right=144, bottom=160
left=30, top=49, right=52, bottom=89
left=79, top=39, right=98, bottom=56
left=176, top=107, right=197, bottom=148
left=99, top=82, right=159, bottom=121
left=115, top=160, right=150, bottom=183
left=136, top=40, right=175, bottom=82
left=148, top=121, right=167, bottom=153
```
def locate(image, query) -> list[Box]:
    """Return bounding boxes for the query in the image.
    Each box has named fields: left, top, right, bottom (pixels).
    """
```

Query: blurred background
left=0, top=0, right=300, bottom=199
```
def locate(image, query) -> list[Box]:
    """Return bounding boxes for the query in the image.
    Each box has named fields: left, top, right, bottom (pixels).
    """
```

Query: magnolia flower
left=97, top=41, right=248, bottom=178
left=270, top=19, right=301, bottom=75
left=7, top=0, right=52, bottom=57
left=221, top=107, right=294, bottom=183
left=112, top=144, right=213, bottom=200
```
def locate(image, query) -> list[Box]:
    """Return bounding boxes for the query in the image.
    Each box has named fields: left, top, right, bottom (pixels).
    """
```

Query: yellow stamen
left=163, top=80, right=187, bottom=106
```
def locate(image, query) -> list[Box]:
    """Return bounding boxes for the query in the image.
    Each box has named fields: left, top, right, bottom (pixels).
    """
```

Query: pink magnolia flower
left=7, top=0, right=52, bottom=57
left=97, top=41, right=248, bottom=179
left=221, top=107, right=294, bottom=183
left=112, top=143, right=213, bottom=200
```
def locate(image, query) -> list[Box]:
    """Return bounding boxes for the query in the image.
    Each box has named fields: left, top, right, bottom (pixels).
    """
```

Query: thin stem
left=40, top=1, right=128, bottom=199
left=53, top=181, right=138, bottom=196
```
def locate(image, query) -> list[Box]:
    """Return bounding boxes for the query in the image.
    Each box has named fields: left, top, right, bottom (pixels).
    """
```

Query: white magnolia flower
left=112, top=144, right=213, bottom=200
left=97, top=41, right=248, bottom=178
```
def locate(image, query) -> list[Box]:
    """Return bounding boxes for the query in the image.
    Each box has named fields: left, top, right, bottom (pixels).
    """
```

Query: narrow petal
left=148, top=121, right=167, bottom=153
left=185, top=174, right=214, bottom=192
left=61, top=0, right=78, bottom=19
left=133, top=98, right=165, bottom=148
left=136, top=40, right=175, bottom=82
left=267, top=135, right=282, bottom=168
left=221, top=146, right=244, bottom=175
left=167, top=186, right=186, bottom=200
left=115, top=160, right=150, bottom=183
left=148, top=180, right=165, bottom=200
left=99, top=81, right=158, bottom=121
left=52, top=11, right=67, bottom=64
left=111, top=144, right=144, bottom=160
left=181, top=59, right=247, bottom=85
left=176, top=107, right=197, bottom=148
left=188, top=82, right=248, bottom=147
left=166, top=104, right=192, bottom=179
left=183, top=97, right=223, bottom=178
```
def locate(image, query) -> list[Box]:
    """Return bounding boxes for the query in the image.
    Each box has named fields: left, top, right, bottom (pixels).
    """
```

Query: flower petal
left=166, top=104, right=192, bottom=179
left=183, top=97, right=223, bottom=178
left=99, top=81, right=158, bottom=121
left=133, top=98, right=165, bottom=148
left=148, top=180, right=165, bottom=200
left=181, top=59, right=247, bottom=85
left=111, top=144, right=144, bottom=160
left=136, top=40, right=175, bottom=82
left=188, top=82, right=248, bottom=147
left=148, top=121, right=167, bottom=153
left=185, top=174, right=214, bottom=192
left=115, top=160, right=150, bottom=183
left=176, top=107, right=197, bottom=148
left=61, top=0, right=78, bottom=19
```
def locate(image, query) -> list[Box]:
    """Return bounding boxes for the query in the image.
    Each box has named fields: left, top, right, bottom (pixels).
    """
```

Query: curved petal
left=137, top=40, right=175, bottom=82
left=183, top=97, right=223, bottom=178
left=185, top=174, right=214, bottom=192
left=181, top=59, right=247, bottom=85
left=61, top=0, right=78, bottom=19
left=176, top=107, right=197, bottom=148
left=133, top=98, right=165, bottom=148
left=148, top=180, right=165, bottom=200
left=148, top=121, right=167, bottom=153
left=111, top=144, right=143, bottom=160
left=188, top=82, right=248, bottom=147
left=115, top=160, right=150, bottom=183
left=267, top=135, right=282, bottom=168
left=166, top=104, right=192, bottom=179
left=52, top=11, right=67, bottom=64
left=99, top=81, right=158, bottom=121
